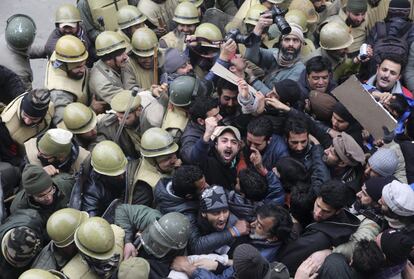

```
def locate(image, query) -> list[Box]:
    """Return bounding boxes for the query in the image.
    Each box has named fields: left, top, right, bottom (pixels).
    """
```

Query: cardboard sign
left=211, top=63, right=258, bottom=96
left=332, top=75, right=397, bottom=139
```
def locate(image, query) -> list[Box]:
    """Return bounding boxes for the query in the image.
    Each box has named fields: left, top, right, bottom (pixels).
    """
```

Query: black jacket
left=276, top=210, right=360, bottom=274
left=180, top=121, right=205, bottom=164
left=297, top=69, right=337, bottom=99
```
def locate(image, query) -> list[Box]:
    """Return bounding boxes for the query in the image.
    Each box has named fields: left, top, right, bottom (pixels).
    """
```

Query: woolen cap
left=200, top=185, right=228, bottom=213
left=163, top=48, right=189, bottom=74
left=347, top=0, right=367, bottom=13
left=309, top=91, right=338, bottom=122
left=368, top=148, right=398, bottom=177
left=22, top=164, right=53, bottom=195
left=233, top=244, right=270, bottom=279
left=382, top=180, right=414, bottom=216
left=364, top=176, right=394, bottom=202
left=332, top=132, right=365, bottom=166
left=380, top=229, right=414, bottom=264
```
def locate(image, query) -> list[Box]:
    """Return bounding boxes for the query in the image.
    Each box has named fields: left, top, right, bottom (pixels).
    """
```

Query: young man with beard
left=189, top=124, right=241, bottom=190
left=245, top=17, right=305, bottom=94
left=189, top=185, right=250, bottom=255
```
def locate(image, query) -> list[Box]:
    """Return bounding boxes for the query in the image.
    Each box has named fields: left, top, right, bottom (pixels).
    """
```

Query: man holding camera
left=244, top=12, right=305, bottom=94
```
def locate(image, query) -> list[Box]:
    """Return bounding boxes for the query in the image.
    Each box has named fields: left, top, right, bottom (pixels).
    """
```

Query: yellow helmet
left=289, top=0, right=319, bottom=24
left=131, top=27, right=158, bottom=57
left=117, top=5, right=147, bottom=30
left=173, top=2, right=200, bottom=25
left=55, top=35, right=88, bottom=63
left=95, top=31, right=127, bottom=57
left=194, top=23, right=222, bottom=48
left=245, top=4, right=268, bottom=26
left=286, top=9, right=308, bottom=33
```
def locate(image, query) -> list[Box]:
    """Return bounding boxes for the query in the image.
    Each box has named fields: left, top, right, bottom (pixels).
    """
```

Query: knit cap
left=382, top=180, right=414, bottom=216
left=389, top=0, right=410, bottom=8
left=163, top=48, right=189, bottom=74
left=233, top=244, right=269, bottom=279
left=364, top=176, right=394, bottom=202
left=368, top=148, right=398, bottom=177
left=347, top=0, right=368, bottom=13
left=22, top=164, right=53, bottom=195
left=21, top=88, right=50, bottom=118
left=380, top=229, right=414, bottom=264
left=200, top=185, right=228, bottom=213
left=309, top=91, right=338, bottom=122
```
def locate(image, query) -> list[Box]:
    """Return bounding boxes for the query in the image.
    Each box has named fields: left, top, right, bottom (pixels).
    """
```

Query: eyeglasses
left=33, top=185, right=56, bottom=201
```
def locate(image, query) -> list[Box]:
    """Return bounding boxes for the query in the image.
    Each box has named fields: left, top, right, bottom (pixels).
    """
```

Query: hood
left=227, top=190, right=261, bottom=223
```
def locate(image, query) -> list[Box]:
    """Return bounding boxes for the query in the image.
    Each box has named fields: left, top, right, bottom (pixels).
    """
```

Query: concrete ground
left=0, top=0, right=75, bottom=89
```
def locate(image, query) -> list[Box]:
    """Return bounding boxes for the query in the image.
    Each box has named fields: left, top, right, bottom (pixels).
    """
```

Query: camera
left=261, top=6, right=291, bottom=35
left=224, top=29, right=249, bottom=44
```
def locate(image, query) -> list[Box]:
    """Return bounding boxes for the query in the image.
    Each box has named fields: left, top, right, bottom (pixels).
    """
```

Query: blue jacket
left=261, top=134, right=289, bottom=170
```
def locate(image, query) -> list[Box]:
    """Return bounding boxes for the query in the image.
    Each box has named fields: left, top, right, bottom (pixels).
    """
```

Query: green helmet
left=47, top=208, right=89, bottom=248
left=5, top=14, right=36, bottom=51
left=169, top=76, right=198, bottom=106
left=140, top=127, right=179, bottom=158
left=117, top=5, right=147, bottom=30
left=194, top=23, right=223, bottom=48
left=131, top=27, right=158, bottom=57
left=289, top=0, right=319, bottom=24
left=173, top=2, right=200, bottom=25
left=38, top=128, right=73, bottom=158
left=110, top=90, right=142, bottom=113
left=55, top=4, right=81, bottom=24
left=55, top=35, right=88, bottom=63
left=19, top=269, right=59, bottom=279
left=142, top=212, right=190, bottom=258
left=320, top=21, right=354, bottom=50
left=178, top=0, right=204, bottom=8
left=245, top=4, right=268, bottom=26
left=91, top=140, right=127, bottom=176
left=286, top=9, right=308, bottom=33
left=60, top=103, right=97, bottom=134
left=74, top=217, right=116, bottom=260
left=95, top=31, right=127, bottom=57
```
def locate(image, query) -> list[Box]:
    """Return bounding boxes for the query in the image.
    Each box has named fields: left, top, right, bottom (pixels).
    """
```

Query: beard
left=315, top=5, right=327, bottom=13
left=280, top=46, right=300, bottom=62
left=249, top=231, right=267, bottom=240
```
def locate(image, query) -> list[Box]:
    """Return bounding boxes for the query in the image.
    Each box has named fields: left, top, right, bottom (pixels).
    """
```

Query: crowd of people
left=0, top=0, right=414, bottom=278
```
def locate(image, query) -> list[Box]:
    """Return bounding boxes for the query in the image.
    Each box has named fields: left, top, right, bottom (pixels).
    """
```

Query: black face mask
left=83, top=253, right=120, bottom=279
left=315, top=5, right=327, bottom=13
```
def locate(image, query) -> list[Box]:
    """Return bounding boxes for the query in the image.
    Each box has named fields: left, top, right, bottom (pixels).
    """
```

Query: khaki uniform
left=24, top=138, right=90, bottom=175
left=122, top=59, right=154, bottom=90
left=138, top=0, right=177, bottom=31
left=46, top=53, right=90, bottom=125
left=61, top=224, right=125, bottom=279
left=138, top=91, right=166, bottom=134
left=161, top=106, right=188, bottom=143
left=0, top=41, right=33, bottom=91
left=159, top=30, right=186, bottom=51
left=1, top=94, right=54, bottom=153
left=89, top=60, right=127, bottom=104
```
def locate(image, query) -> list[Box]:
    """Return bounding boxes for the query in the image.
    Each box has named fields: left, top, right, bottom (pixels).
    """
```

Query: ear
left=229, top=65, right=236, bottom=73
left=197, top=118, right=205, bottom=126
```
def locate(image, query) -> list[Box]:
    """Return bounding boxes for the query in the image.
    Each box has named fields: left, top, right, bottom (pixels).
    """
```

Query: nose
left=216, top=114, right=223, bottom=121
left=297, top=143, right=305, bottom=151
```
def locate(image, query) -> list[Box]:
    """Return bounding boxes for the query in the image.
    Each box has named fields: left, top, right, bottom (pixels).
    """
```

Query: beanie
left=309, top=91, right=338, bottom=122
left=200, top=185, right=228, bottom=213
left=233, top=244, right=270, bottom=279
left=163, top=48, right=189, bottom=74
left=380, top=229, right=414, bottom=264
left=332, top=132, right=365, bottom=166
left=347, top=0, right=368, bottom=13
left=273, top=79, right=301, bottom=105
left=333, top=102, right=357, bottom=124
left=37, top=128, right=73, bottom=158
left=389, top=0, right=410, bottom=8
left=21, top=88, right=50, bottom=118
left=368, top=148, right=398, bottom=177
left=364, top=176, right=394, bottom=202
left=118, top=257, right=150, bottom=279
left=283, top=23, right=304, bottom=43
left=382, top=180, right=414, bottom=216
left=22, top=164, right=53, bottom=195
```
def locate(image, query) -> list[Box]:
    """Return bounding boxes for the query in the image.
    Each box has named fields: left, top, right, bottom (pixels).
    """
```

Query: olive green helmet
left=19, top=269, right=59, bottom=279
left=47, top=208, right=89, bottom=248
left=173, top=2, right=200, bottom=25
left=140, top=127, right=179, bottom=158
left=74, top=217, right=116, bottom=260
left=141, top=212, right=190, bottom=258
left=91, top=140, right=127, bottom=176
left=110, top=90, right=142, bottom=113
left=5, top=14, right=36, bottom=51
left=245, top=4, right=268, bottom=26
left=267, top=0, right=285, bottom=4
left=320, top=21, right=354, bottom=51
left=194, top=23, right=222, bottom=48
left=55, top=4, right=81, bottom=24
left=169, top=76, right=198, bottom=107
left=38, top=128, right=73, bottom=158
left=60, top=102, right=97, bottom=134
left=55, top=35, right=89, bottom=63
left=95, top=31, right=127, bottom=57
left=117, top=5, right=147, bottom=30
left=178, top=0, right=204, bottom=8
left=286, top=9, right=308, bottom=33
left=131, top=27, right=158, bottom=57
left=289, top=0, right=319, bottom=24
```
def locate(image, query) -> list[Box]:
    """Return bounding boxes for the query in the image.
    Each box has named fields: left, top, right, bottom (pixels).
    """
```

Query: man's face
left=79, top=127, right=98, bottom=142
left=364, top=163, right=380, bottom=179
left=155, top=153, right=179, bottom=173
left=67, top=61, right=87, bottom=80
left=280, top=35, right=302, bottom=61
left=176, top=61, right=193, bottom=75
left=250, top=215, right=276, bottom=241
left=219, top=89, right=239, bottom=116
left=307, top=70, right=329, bottom=93
left=206, top=107, right=223, bottom=123
left=59, top=24, right=79, bottom=35
left=216, top=131, right=240, bottom=163
left=32, top=185, right=56, bottom=206
left=331, top=112, right=349, bottom=131
left=203, top=209, right=230, bottom=231
left=230, top=54, right=246, bottom=72
left=312, top=0, right=327, bottom=12
left=115, top=107, right=142, bottom=128
left=356, top=184, right=373, bottom=206
left=194, top=176, right=207, bottom=195
left=246, top=133, right=269, bottom=152
left=177, top=23, right=197, bottom=36
left=21, top=111, right=42, bottom=127
left=137, top=56, right=153, bottom=70
left=375, top=59, right=401, bottom=91
left=287, top=132, right=309, bottom=155
left=322, top=145, right=341, bottom=166
left=328, top=48, right=348, bottom=60
left=346, top=11, right=366, bottom=27
left=113, top=51, right=129, bottom=69
left=313, top=197, right=338, bottom=222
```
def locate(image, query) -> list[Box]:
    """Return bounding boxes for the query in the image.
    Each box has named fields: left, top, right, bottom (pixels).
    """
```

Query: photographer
left=244, top=11, right=305, bottom=95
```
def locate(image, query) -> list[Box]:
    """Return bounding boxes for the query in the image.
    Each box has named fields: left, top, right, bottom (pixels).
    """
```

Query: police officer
left=89, top=31, right=129, bottom=105
left=58, top=102, right=98, bottom=150
left=45, top=35, right=90, bottom=125
left=0, top=14, right=37, bottom=91
left=31, top=208, right=89, bottom=270
left=24, top=128, right=90, bottom=176
left=159, top=2, right=200, bottom=50
left=116, top=5, right=147, bottom=46
left=61, top=217, right=124, bottom=279
left=137, top=0, right=176, bottom=36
